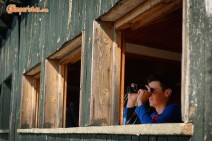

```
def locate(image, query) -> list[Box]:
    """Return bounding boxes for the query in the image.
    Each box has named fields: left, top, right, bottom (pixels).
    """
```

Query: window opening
left=121, top=7, right=182, bottom=124
left=65, top=60, right=81, bottom=127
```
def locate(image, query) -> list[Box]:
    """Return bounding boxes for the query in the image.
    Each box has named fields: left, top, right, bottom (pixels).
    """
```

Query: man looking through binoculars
left=124, top=73, right=181, bottom=124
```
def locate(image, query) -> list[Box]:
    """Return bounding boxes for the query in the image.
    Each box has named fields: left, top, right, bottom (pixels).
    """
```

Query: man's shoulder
left=165, top=103, right=180, bottom=111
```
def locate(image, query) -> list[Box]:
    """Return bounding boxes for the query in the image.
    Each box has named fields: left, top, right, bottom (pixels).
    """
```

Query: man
left=124, top=74, right=181, bottom=124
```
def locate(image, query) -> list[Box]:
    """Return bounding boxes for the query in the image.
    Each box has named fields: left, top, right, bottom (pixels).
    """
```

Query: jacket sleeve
left=123, top=106, right=136, bottom=124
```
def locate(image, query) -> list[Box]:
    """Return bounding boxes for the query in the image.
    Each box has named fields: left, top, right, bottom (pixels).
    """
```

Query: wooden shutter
left=90, top=21, right=114, bottom=126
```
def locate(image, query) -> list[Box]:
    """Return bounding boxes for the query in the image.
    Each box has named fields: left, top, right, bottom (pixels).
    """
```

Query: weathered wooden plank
left=55, top=134, right=69, bottom=141
left=186, top=0, right=206, bottom=141
left=167, top=136, right=178, bottom=141
left=119, top=31, right=125, bottom=125
left=44, top=59, right=60, bottom=128
left=0, top=133, right=9, bottom=141
left=178, top=136, right=190, bottom=141
left=106, top=134, right=112, bottom=141
left=90, top=21, right=114, bottom=126
left=101, top=0, right=146, bottom=21
left=114, top=0, right=163, bottom=29
left=111, top=134, right=119, bottom=141
left=149, top=136, right=157, bottom=141
left=0, top=84, right=2, bottom=128
left=203, top=1, right=212, bottom=140
left=157, top=136, right=168, bottom=141
left=131, top=135, right=139, bottom=141
left=139, top=135, right=148, bottom=141
left=20, top=76, right=34, bottom=128
left=47, top=134, right=56, bottom=141
left=1, top=80, right=11, bottom=129
left=79, top=31, right=85, bottom=127
left=36, top=134, right=48, bottom=141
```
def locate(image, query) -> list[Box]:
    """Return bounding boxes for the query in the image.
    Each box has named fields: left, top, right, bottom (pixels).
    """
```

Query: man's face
left=148, top=81, right=167, bottom=108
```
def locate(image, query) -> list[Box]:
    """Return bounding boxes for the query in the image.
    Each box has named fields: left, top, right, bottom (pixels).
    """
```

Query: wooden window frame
left=44, top=32, right=85, bottom=128
left=90, top=0, right=187, bottom=125
left=20, top=64, right=41, bottom=128
left=115, top=0, right=183, bottom=124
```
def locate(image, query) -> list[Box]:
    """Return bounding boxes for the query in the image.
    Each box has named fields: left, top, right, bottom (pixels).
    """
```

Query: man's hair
left=147, top=73, right=174, bottom=91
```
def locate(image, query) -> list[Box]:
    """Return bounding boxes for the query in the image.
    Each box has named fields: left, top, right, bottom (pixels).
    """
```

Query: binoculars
left=126, top=83, right=154, bottom=94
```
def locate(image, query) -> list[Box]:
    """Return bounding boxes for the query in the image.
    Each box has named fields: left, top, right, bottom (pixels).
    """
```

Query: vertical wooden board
left=90, top=21, right=114, bottom=126
left=119, top=31, right=125, bottom=125
left=157, top=136, right=168, bottom=141
left=131, top=135, right=139, bottom=141
left=139, top=135, right=149, bottom=141
left=47, top=135, right=56, bottom=141
left=204, top=3, right=212, bottom=141
left=44, top=59, right=59, bottom=128
left=178, top=136, right=190, bottom=141
left=0, top=134, right=8, bottom=141
left=119, top=135, right=132, bottom=141
left=38, top=61, right=46, bottom=128
left=34, top=77, right=40, bottom=128
left=0, top=84, right=2, bottom=128
left=20, top=134, right=33, bottom=141
left=55, top=134, right=66, bottom=141
left=36, top=134, right=48, bottom=141
left=149, top=136, right=157, bottom=141
left=30, top=133, right=37, bottom=141
left=60, top=65, right=66, bottom=128
left=111, top=134, right=118, bottom=141
left=111, top=30, right=122, bottom=125
left=69, top=134, right=79, bottom=141
left=79, top=32, right=85, bottom=127
left=167, top=136, right=178, bottom=141
left=1, top=82, right=11, bottom=129
left=187, top=0, right=205, bottom=141
left=81, top=134, right=94, bottom=141
left=20, top=76, right=33, bottom=128
left=79, top=29, right=92, bottom=126
left=106, top=134, right=112, bottom=141
left=118, top=135, right=126, bottom=141
left=100, top=134, right=107, bottom=141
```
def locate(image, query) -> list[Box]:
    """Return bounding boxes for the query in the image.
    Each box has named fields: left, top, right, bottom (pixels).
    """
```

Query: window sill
left=0, top=130, right=9, bottom=134
left=17, top=123, right=193, bottom=136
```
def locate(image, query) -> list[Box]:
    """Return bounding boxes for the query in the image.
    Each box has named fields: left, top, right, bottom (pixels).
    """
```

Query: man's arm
left=135, top=103, right=180, bottom=123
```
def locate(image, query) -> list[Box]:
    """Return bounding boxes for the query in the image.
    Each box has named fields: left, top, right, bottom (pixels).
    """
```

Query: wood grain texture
left=90, top=21, right=114, bottom=126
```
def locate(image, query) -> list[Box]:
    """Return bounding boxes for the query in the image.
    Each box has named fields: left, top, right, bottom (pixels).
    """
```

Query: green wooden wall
left=17, top=134, right=190, bottom=141
left=0, top=0, right=212, bottom=140
left=186, top=0, right=212, bottom=141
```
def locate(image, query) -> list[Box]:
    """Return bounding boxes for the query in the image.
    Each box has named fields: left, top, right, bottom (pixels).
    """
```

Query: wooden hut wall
left=0, top=0, right=212, bottom=141
left=185, top=0, right=212, bottom=141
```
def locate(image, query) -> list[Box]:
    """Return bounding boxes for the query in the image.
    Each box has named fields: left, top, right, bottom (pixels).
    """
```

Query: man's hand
left=137, top=86, right=151, bottom=106
left=126, top=93, right=138, bottom=108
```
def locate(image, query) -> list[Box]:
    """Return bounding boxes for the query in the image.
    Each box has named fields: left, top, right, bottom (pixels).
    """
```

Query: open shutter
left=90, top=21, right=114, bottom=126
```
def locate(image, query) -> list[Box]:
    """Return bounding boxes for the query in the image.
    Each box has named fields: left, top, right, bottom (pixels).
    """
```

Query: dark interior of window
left=0, top=75, right=12, bottom=129
left=124, top=8, right=182, bottom=112
left=66, top=60, right=81, bottom=127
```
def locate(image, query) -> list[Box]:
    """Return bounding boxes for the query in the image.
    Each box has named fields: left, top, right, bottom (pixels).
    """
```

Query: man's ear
left=164, top=88, right=172, bottom=97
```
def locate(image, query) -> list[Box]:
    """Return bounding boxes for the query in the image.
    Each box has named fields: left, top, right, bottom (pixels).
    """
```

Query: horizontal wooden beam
left=100, top=0, right=146, bottom=22
left=114, top=0, right=164, bottom=30
left=126, top=43, right=181, bottom=61
left=24, top=64, right=41, bottom=76
left=17, top=123, right=193, bottom=136
left=49, top=35, right=82, bottom=60
left=130, top=0, right=182, bottom=31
